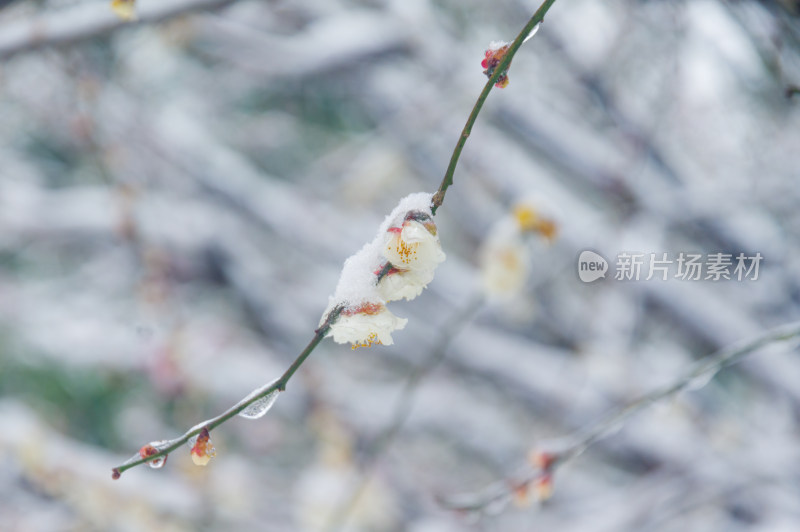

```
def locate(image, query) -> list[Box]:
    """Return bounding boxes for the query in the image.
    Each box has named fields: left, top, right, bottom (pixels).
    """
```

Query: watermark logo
left=577, top=251, right=763, bottom=283
left=578, top=250, right=609, bottom=283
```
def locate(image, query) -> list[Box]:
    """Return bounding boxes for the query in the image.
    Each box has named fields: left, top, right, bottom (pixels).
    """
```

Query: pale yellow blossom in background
left=513, top=204, right=557, bottom=241
left=480, top=200, right=558, bottom=299
left=110, top=0, right=137, bottom=21
left=481, top=221, right=531, bottom=298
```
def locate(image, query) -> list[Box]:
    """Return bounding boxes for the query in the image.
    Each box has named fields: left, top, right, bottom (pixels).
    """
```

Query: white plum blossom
left=378, top=209, right=445, bottom=302
left=377, top=266, right=435, bottom=302
left=321, top=192, right=445, bottom=348
left=382, top=212, right=446, bottom=271
left=324, top=302, right=408, bottom=348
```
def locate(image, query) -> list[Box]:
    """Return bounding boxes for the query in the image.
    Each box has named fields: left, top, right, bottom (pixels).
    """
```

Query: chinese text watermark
left=578, top=251, right=762, bottom=283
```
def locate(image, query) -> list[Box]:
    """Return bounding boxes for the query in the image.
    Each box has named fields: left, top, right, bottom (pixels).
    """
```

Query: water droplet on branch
left=238, top=390, right=280, bottom=420
left=148, top=456, right=167, bottom=469
left=139, top=441, right=169, bottom=469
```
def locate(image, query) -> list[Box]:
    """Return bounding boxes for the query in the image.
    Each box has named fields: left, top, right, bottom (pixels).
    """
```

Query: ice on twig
left=138, top=440, right=170, bottom=469
left=523, top=22, right=542, bottom=44
left=236, top=380, right=282, bottom=420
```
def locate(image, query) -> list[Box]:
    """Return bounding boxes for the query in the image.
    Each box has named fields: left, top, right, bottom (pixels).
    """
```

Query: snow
left=329, top=191, right=437, bottom=309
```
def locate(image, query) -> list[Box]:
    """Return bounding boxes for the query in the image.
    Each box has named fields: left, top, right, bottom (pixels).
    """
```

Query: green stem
left=431, top=0, right=559, bottom=216
left=275, top=329, right=328, bottom=391
left=112, top=312, right=339, bottom=479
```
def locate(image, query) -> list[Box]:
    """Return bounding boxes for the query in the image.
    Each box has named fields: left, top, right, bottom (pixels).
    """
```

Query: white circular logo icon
left=578, top=251, right=608, bottom=283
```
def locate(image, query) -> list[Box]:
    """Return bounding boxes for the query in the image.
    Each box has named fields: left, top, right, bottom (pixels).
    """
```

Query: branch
left=109, top=0, right=560, bottom=481
left=325, top=295, right=485, bottom=532
left=111, top=308, right=341, bottom=478
left=438, top=320, right=800, bottom=512
left=430, top=0, right=559, bottom=215
left=0, top=0, right=238, bottom=61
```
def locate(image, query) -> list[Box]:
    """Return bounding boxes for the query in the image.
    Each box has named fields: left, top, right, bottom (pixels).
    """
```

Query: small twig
left=438, top=320, right=800, bottom=512
left=111, top=306, right=341, bottom=478
left=325, top=294, right=484, bottom=532
left=431, top=0, right=559, bottom=215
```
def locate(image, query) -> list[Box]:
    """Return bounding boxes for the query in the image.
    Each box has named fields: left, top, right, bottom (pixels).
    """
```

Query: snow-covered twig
left=437, top=320, right=800, bottom=513
left=110, top=0, right=558, bottom=479
left=0, top=0, right=237, bottom=60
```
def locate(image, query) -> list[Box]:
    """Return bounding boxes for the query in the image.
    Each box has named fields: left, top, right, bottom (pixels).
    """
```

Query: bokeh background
left=1, top=0, right=800, bottom=530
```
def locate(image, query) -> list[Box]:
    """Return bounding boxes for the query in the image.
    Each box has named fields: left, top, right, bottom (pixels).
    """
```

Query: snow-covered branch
left=112, top=191, right=447, bottom=477
left=110, top=0, right=557, bottom=479
left=0, top=0, right=237, bottom=60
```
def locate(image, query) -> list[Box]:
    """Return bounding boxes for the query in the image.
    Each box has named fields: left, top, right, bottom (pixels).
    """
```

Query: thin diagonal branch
left=110, top=0, right=560, bottom=481
left=111, top=307, right=341, bottom=478
left=438, top=319, right=800, bottom=512
left=431, top=0, right=558, bottom=215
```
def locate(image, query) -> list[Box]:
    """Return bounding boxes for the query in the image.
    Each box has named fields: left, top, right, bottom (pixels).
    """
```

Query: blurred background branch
left=439, top=320, right=800, bottom=514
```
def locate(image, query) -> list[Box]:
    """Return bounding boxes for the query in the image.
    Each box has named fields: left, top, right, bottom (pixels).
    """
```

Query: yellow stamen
left=351, top=333, right=381, bottom=349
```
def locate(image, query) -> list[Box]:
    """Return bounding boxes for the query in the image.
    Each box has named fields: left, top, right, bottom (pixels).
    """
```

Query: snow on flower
left=481, top=24, right=540, bottom=89
left=321, top=193, right=444, bottom=347
left=482, top=41, right=511, bottom=88
left=377, top=203, right=445, bottom=302
left=190, top=427, right=216, bottom=466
